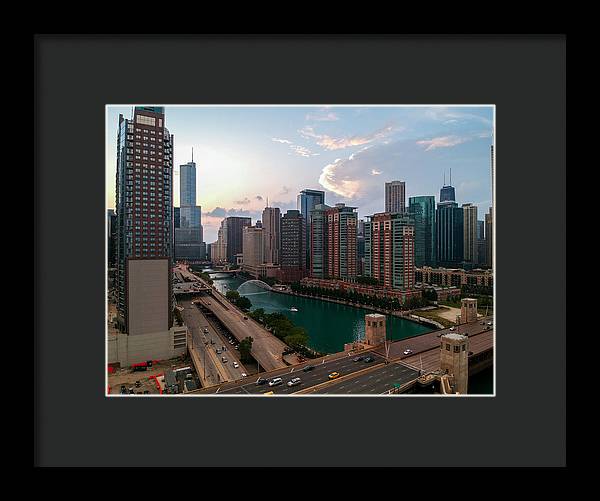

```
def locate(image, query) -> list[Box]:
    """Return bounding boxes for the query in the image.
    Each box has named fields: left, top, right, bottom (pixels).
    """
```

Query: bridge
left=237, top=280, right=273, bottom=292
left=191, top=317, right=493, bottom=395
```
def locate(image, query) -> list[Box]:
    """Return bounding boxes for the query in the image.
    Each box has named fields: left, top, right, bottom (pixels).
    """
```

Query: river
left=205, top=271, right=431, bottom=355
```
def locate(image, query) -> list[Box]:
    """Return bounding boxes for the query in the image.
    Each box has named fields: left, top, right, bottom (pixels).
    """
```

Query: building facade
left=297, top=189, right=325, bottom=270
left=416, top=266, right=493, bottom=288
left=262, top=206, right=281, bottom=265
left=325, top=203, right=358, bottom=279
left=309, top=203, right=329, bottom=278
left=279, top=209, right=305, bottom=282
left=436, top=201, right=464, bottom=267
left=462, top=203, right=478, bottom=268
left=242, top=225, right=264, bottom=277
left=408, top=195, right=436, bottom=268
left=223, top=216, right=251, bottom=264
left=115, top=106, right=174, bottom=335
left=385, top=181, right=406, bottom=213
left=364, top=212, right=415, bottom=290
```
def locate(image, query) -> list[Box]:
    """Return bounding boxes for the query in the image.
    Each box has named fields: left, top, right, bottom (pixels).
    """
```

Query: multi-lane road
left=180, top=299, right=248, bottom=384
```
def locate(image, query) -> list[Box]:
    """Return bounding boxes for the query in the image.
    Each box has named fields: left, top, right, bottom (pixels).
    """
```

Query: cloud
left=279, top=186, right=291, bottom=195
left=205, top=207, right=227, bottom=218
left=290, top=144, right=319, bottom=157
left=416, top=135, right=469, bottom=151
left=255, top=195, right=263, bottom=201
left=319, top=159, right=362, bottom=198
left=371, top=169, right=382, bottom=175
left=272, top=137, right=292, bottom=144
left=233, top=197, right=251, bottom=205
left=305, top=110, right=339, bottom=122
left=299, top=123, right=397, bottom=151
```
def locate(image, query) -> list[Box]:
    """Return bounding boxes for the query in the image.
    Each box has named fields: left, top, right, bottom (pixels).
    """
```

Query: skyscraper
left=280, top=209, right=305, bottom=282
left=174, top=207, right=180, bottom=229
left=242, top=225, right=264, bottom=277
left=385, top=181, right=406, bottom=213
left=357, top=218, right=366, bottom=276
left=436, top=201, right=464, bottom=267
left=462, top=203, right=478, bottom=267
left=115, top=106, right=174, bottom=336
left=297, top=189, right=325, bottom=270
left=107, top=209, right=117, bottom=268
left=224, top=216, right=251, bottom=264
left=309, top=203, right=330, bottom=278
left=477, top=220, right=487, bottom=266
left=262, top=206, right=281, bottom=265
left=364, top=212, right=415, bottom=290
left=325, top=203, right=358, bottom=279
left=485, top=209, right=493, bottom=268
left=175, top=154, right=204, bottom=261
left=408, top=195, right=436, bottom=267
left=439, top=170, right=456, bottom=203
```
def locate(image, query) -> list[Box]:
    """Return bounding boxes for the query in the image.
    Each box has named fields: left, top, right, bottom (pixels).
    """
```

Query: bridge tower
left=460, top=297, right=478, bottom=324
left=440, top=333, right=469, bottom=394
left=365, top=313, right=386, bottom=346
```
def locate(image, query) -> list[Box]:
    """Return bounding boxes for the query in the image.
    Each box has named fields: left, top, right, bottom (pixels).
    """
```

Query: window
left=136, top=115, right=156, bottom=126
left=446, top=344, right=450, bottom=351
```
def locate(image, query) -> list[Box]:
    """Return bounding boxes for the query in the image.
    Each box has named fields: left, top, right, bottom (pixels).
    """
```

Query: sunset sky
left=106, top=105, right=494, bottom=243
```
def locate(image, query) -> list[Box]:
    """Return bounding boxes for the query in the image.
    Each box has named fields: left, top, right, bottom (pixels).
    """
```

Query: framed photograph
left=36, top=34, right=565, bottom=467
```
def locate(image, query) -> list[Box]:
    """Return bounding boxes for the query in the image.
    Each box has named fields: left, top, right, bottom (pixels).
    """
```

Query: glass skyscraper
left=408, top=195, right=436, bottom=267
left=436, top=201, right=464, bottom=267
left=175, top=156, right=203, bottom=261
left=297, top=189, right=325, bottom=270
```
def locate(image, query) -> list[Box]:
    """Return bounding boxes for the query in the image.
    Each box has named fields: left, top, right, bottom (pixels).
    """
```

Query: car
left=135, top=381, right=141, bottom=387
left=364, top=357, right=373, bottom=363
left=216, top=349, right=221, bottom=354
left=255, top=378, right=267, bottom=386
left=221, top=357, right=228, bottom=363
left=487, top=321, right=493, bottom=326
left=207, top=302, right=211, bottom=305
left=353, top=356, right=364, bottom=362
left=328, top=372, right=340, bottom=380
left=233, top=362, right=239, bottom=368
left=243, top=316, right=248, bottom=320
left=403, top=349, right=413, bottom=355
left=241, top=373, right=247, bottom=378
left=203, top=327, right=209, bottom=333
left=268, top=377, right=283, bottom=387
left=449, top=327, right=455, bottom=331
left=287, top=377, right=302, bottom=387
left=303, top=365, right=315, bottom=372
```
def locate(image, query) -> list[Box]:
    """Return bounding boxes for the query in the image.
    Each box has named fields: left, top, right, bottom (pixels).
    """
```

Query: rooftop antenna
left=267, top=196, right=269, bottom=208
left=443, top=171, right=446, bottom=186
left=191, top=147, right=193, bottom=163
left=450, top=168, right=452, bottom=186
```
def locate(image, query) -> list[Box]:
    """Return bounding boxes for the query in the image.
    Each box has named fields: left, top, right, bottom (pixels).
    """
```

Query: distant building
left=223, top=216, right=251, bottom=264
left=385, top=181, right=406, bottom=213
left=439, top=170, right=456, bottom=203
left=262, top=206, right=281, bottom=265
left=309, top=203, right=329, bottom=278
left=174, top=207, right=180, bottom=229
left=436, top=201, right=463, bottom=267
left=476, top=220, right=486, bottom=266
left=416, top=266, right=493, bottom=288
left=408, top=196, right=436, bottom=267
left=462, top=203, right=478, bottom=268
left=297, top=189, right=325, bottom=270
left=175, top=155, right=203, bottom=261
left=485, top=208, right=493, bottom=269
left=364, top=212, right=415, bottom=290
left=279, top=209, right=305, bottom=283
left=357, top=219, right=366, bottom=276
left=242, top=225, right=264, bottom=278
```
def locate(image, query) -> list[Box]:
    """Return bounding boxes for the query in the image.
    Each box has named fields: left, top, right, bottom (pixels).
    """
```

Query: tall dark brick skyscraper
left=115, top=106, right=174, bottom=335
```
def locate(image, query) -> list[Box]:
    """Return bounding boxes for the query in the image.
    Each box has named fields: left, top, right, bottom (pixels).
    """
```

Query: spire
left=450, top=168, right=452, bottom=186
left=444, top=171, right=446, bottom=186
left=191, top=147, right=193, bottom=163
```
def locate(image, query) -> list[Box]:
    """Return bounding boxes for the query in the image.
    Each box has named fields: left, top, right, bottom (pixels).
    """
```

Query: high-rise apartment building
left=325, top=204, right=358, bottom=279
left=477, top=220, right=486, bottom=266
left=174, top=207, right=180, bottom=229
left=385, top=181, right=406, bottom=213
left=462, top=203, right=478, bottom=267
left=408, top=196, right=436, bottom=267
left=297, top=189, right=325, bottom=270
left=262, top=206, right=281, bottom=265
left=436, top=201, right=464, bottom=267
left=115, top=106, right=174, bottom=336
left=364, top=212, right=415, bottom=290
left=485, top=208, right=493, bottom=269
left=357, top=218, right=366, bottom=276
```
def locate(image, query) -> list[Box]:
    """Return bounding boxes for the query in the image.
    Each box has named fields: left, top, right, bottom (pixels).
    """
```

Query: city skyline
left=106, top=105, right=494, bottom=243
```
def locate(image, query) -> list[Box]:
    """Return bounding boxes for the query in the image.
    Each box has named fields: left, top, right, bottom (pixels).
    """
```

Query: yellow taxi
left=263, top=391, right=274, bottom=395
left=328, top=372, right=340, bottom=380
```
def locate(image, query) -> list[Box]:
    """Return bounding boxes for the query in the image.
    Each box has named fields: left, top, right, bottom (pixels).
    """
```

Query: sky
left=106, top=105, right=494, bottom=243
